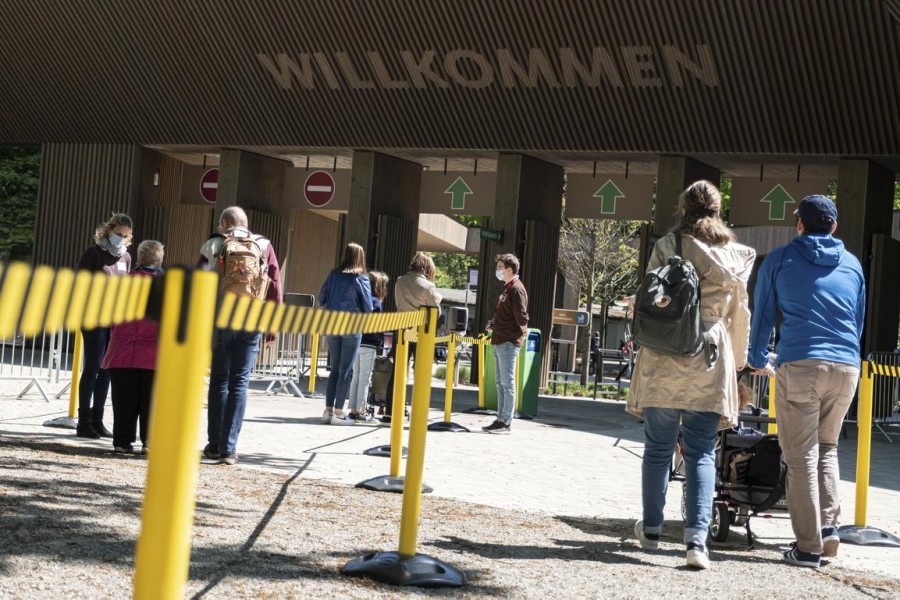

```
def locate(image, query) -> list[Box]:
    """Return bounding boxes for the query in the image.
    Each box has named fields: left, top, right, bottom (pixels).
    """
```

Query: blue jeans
left=641, top=408, right=720, bottom=546
left=325, top=334, right=362, bottom=411
left=493, top=342, right=520, bottom=424
left=207, top=329, right=260, bottom=455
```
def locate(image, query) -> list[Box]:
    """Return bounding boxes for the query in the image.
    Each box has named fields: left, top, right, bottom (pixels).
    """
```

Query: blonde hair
left=368, top=270, right=390, bottom=301
left=137, top=240, right=164, bottom=267
left=338, top=242, right=367, bottom=274
left=408, top=251, right=436, bottom=281
left=93, top=213, right=133, bottom=243
left=673, top=180, right=735, bottom=245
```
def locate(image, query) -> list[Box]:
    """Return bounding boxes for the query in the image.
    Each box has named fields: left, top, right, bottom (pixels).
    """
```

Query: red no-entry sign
left=304, top=171, right=335, bottom=207
left=200, top=168, right=219, bottom=204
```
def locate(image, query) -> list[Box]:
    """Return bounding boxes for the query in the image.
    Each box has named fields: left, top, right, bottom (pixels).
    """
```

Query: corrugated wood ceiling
left=1, top=1, right=899, bottom=175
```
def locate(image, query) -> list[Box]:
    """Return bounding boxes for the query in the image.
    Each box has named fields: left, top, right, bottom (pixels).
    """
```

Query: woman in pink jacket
left=101, top=240, right=165, bottom=454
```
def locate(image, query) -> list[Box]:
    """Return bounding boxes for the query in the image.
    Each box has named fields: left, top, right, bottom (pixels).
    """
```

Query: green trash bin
left=481, top=328, right=542, bottom=418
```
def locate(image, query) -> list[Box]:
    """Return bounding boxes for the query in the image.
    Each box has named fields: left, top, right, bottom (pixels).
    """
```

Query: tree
left=557, top=217, right=642, bottom=385
left=431, top=251, right=478, bottom=289
left=0, top=145, right=40, bottom=263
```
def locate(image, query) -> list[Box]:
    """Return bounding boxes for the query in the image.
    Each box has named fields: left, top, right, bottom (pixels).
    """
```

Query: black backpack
left=632, top=235, right=716, bottom=364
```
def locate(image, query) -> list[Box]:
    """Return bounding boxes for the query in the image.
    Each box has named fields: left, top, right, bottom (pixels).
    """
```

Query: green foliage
left=541, top=382, right=628, bottom=400
left=0, top=146, right=40, bottom=263
left=434, top=364, right=471, bottom=383
left=431, top=251, right=478, bottom=289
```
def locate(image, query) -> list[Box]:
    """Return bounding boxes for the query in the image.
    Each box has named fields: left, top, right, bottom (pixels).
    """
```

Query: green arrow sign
left=761, top=184, right=796, bottom=220
left=445, top=177, right=473, bottom=210
left=593, top=179, right=625, bottom=214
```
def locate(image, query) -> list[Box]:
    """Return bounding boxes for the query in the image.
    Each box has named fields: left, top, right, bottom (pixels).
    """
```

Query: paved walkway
left=1, top=373, right=899, bottom=583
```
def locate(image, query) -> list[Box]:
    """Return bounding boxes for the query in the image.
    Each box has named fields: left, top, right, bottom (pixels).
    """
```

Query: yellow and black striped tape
left=0, top=261, right=425, bottom=338
left=871, top=363, right=900, bottom=378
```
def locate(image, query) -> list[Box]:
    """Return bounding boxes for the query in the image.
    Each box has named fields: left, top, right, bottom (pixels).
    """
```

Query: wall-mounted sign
left=419, top=171, right=496, bottom=215
left=199, top=169, right=219, bottom=204
left=552, top=308, right=590, bottom=326
left=565, top=174, right=654, bottom=220
left=730, top=178, right=830, bottom=226
left=480, top=227, right=504, bottom=242
left=283, top=168, right=351, bottom=211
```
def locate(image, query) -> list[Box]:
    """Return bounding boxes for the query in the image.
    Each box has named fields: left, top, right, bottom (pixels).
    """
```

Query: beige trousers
left=775, top=359, right=859, bottom=554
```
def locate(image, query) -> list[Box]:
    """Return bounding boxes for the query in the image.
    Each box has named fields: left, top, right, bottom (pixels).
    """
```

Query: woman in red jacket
left=101, top=240, right=164, bottom=454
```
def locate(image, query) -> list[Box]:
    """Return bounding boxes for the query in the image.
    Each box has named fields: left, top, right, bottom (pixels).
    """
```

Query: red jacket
left=100, top=266, right=163, bottom=371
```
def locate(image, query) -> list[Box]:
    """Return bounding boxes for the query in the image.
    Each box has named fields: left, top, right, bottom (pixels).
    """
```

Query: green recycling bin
left=481, top=328, right=542, bottom=417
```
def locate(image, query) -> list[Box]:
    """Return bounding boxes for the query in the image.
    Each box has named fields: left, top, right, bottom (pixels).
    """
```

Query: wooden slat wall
left=282, top=210, right=341, bottom=297
left=522, top=219, right=559, bottom=386
left=34, top=144, right=141, bottom=269
left=375, top=214, right=417, bottom=313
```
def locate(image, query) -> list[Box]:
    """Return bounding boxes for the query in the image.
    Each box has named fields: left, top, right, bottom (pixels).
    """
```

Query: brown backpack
left=219, top=234, right=270, bottom=300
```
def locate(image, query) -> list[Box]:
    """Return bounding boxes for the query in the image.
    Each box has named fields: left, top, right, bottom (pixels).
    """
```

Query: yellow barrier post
left=389, top=330, right=409, bottom=477
left=68, top=331, right=83, bottom=419
left=133, top=269, right=218, bottom=600
left=477, top=337, right=486, bottom=409
left=767, top=375, right=777, bottom=435
left=854, top=360, right=874, bottom=527
left=344, top=306, right=465, bottom=586
left=427, top=333, right=469, bottom=433
left=308, top=333, right=319, bottom=393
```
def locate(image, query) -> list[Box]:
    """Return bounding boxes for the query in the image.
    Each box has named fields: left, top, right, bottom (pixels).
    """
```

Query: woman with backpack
left=318, top=243, right=374, bottom=425
left=627, top=180, right=756, bottom=570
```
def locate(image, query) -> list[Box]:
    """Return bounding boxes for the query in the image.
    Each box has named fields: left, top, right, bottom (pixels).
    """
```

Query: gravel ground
left=1, top=436, right=899, bottom=599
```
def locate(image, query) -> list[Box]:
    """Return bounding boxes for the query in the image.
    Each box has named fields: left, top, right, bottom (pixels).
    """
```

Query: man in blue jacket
left=748, top=195, right=865, bottom=569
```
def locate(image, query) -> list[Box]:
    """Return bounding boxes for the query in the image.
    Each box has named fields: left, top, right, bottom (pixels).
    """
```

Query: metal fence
left=250, top=330, right=311, bottom=397
left=0, top=330, right=77, bottom=401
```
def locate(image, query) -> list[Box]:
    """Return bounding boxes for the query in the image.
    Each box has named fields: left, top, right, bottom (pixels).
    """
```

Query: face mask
left=495, top=269, right=505, bottom=281
left=108, top=233, right=125, bottom=247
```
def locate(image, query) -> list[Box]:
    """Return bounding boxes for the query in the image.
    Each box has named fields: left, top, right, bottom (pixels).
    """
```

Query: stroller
left=707, top=413, right=788, bottom=548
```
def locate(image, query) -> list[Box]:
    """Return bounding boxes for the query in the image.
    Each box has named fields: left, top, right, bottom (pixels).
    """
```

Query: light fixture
left=152, top=170, right=160, bottom=187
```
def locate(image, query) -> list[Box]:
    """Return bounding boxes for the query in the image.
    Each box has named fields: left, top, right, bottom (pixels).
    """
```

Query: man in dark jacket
left=749, top=195, right=865, bottom=568
left=483, top=253, right=529, bottom=434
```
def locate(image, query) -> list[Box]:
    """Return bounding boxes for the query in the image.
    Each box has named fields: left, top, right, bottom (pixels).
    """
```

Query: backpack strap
left=674, top=233, right=683, bottom=258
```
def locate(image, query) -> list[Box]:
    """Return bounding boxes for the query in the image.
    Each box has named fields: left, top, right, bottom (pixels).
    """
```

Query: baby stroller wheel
left=709, top=502, right=731, bottom=543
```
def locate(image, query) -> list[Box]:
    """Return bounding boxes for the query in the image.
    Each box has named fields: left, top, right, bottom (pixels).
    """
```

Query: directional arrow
left=593, top=179, right=625, bottom=214
left=761, top=184, right=796, bottom=220
left=445, top=177, right=473, bottom=211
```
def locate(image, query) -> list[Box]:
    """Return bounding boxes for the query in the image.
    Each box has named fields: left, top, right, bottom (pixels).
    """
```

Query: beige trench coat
left=626, top=233, right=756, bottom=429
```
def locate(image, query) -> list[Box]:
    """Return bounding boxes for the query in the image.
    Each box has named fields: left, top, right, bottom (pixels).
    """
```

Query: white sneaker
left=686, top=543, right=710, bottom=569
left=321, top=410, right=333, bottom=424
left=330, top=414, right=355, bottom=426
left=634, top=520, right=659, bottom=551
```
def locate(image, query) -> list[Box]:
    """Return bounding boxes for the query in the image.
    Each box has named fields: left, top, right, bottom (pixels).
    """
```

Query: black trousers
left=109, top=368, right=155, bottom=448
left=78, top=327, right=110, bottom=418
left=383, top=340, right=416, bottom=416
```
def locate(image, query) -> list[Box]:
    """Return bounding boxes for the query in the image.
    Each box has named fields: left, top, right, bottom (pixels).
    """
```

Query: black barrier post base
left=355, top=476, right=433, bottom=494
left=427, top=421, right=470, bottom=433
left=364, top=444, right=407, bottom=458
left=463, top=407, right=497, bottom=416
left=343, top=551, right=465, bottom=588
left=838, top=525, right=900, bottom=547
left=42, top=416, right=77, bottom=429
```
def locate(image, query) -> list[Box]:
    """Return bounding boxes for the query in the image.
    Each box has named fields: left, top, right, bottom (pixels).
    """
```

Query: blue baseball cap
left=794, top=195, right=837, bottom=227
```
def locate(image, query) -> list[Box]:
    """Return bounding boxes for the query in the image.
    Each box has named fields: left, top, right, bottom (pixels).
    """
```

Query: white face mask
left=495, top=269, right=505, bottom=281
left=108, top=233, right=125, bottom=247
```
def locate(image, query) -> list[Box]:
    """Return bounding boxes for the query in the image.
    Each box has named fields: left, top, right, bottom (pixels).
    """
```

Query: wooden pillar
left=836, top=159, right=897, bottom=354
left=215, top=149, right=289, bottom=257
left=654, top=156, right=721, bottom=235
left=346, top=152, right=421, bottom=311
left=473, top=154, right=564, bottom=385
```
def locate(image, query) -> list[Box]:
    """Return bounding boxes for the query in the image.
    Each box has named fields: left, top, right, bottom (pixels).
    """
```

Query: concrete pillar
left=347, top=151, right=422, bottom=310
left=836, top=159, right=897, bottom=354
left=473, top=154, right=564, bottom=384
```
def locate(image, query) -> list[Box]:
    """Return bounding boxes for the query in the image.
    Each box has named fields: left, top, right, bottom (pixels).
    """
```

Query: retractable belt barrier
left=0, top=262, right=464, bottom=595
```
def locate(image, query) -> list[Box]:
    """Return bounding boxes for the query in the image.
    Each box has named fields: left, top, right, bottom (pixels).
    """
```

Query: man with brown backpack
left=198, top=206, right=282, bottom=465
